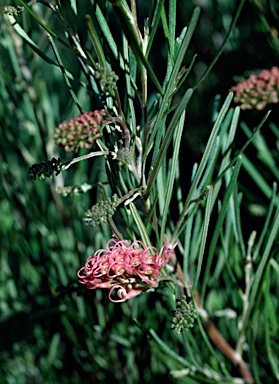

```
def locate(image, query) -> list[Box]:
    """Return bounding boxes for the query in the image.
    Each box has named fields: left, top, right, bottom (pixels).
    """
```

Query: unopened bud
left=83, top=194, right=120, bottom=226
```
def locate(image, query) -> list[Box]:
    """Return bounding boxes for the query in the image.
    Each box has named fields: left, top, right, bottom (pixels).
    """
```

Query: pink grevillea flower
left=53, top=110, right=108, bottom=153
left=230, top=67, right=279, bottom=110
left=77, top=239, right=177, bottom=303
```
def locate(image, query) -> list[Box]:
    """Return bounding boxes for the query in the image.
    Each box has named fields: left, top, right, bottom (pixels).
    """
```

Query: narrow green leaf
left=241, top=121, right=279, bottom=180
left=160, top=111, right=185, bottom=243
left=17, top=0, right=73, bottom=50
left=148, top=329, right=190, bottom=367
left=145, top=7, right=200, bottom=161
left=146, top=0, right=165, bottom=57
left=210, top=107, right=239, bottom=208
left=269, top=121, right=279, bottom=139
left=145, top=88, right=193, bottom=198
left=70, top=0, right=77, bottom=15
left=160, top=6, right=171, bottom=58
left=110, top=0, right=162, bottom=94
left=253, top=205, right=279, bottom=296
left=171, top=92, right=233, bottom=244
left=168, top=0, right=177, bottom=60
left=195, top=314, right=224, bottom=370
left=47, top=34, right=83, bottom=114
left=194, top=184, right=214, bottom=291
left=193, top=0, right=246, bottom=90
left=245, top=204, right=279, bottom=325
left=129, top=202, right=152, bottom=247
left=9, top=16, right=86, bottom=87
left=201, top=157, right=242, bottom=302
left=253, top=183, right=278, bottom=261
left=232, top=184, right=246, bottom=257
left=122, top=34, right=137, bottom=135
left=95, top=4, right=119, bottom=59
left=265, top=294, right=279, bottom=380
left=212, top=110, right=271, bottom=187
left=85, top=15, right=107, bottom=68
left=47, top=333, right=60, bottom=365
left=248, top=328, right=261, bottom=384
left=242, top=154, right=273, bottom=198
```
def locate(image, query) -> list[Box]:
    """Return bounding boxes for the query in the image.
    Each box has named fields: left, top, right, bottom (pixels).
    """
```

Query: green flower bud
left=95, top=66, right=119, bottom=91
left=170, top=296, right=197, bottom=333
left=116, top=147, right=133, bottom=166
left=56, top=183, right=92, bottom=197
left=83, top=194, right=120, bottom=226
left=3, top=5, right=24, bottom=16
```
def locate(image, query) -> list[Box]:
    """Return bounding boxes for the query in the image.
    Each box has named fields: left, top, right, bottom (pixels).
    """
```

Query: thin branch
left=169, top=251, right=255, bottom=384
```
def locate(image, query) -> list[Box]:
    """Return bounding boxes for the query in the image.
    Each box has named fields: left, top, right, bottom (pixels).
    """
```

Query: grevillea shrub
left=2, top=1, right=279, bottom=384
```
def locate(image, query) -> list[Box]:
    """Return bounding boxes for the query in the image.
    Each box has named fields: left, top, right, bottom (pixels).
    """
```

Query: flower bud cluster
left=53, top=110, right=107, bottom=153
left=56, top=183, right=92, bottom=197
left=171, top=296, right=197, bottom=333
left=95, top=67, right=119, bottom=91
left=28, top=157, right=64, bottom=180
left=3, top=5, right=24, bottom=16
left=83, top=194, right=120, bottom=226
left=116, top=147, right=133, bottom=166
left=230, top=66, right=279, bottom=110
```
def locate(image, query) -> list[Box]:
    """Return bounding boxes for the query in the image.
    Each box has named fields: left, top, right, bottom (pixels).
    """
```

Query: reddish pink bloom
left=230, top=66, right=279, bottom=110
left=53, top=110, right=108, bottom=153
left=77, top=239, right=177, bottom=302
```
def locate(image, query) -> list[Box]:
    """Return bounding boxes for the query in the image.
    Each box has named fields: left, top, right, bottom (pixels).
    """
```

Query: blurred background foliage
left=0, top=0, right=279, bottom=383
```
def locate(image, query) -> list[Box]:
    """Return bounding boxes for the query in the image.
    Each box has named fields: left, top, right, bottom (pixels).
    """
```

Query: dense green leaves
left=1, top=1, right=279, bottom=383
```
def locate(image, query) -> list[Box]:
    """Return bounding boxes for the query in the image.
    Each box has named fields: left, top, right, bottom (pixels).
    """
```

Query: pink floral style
left=77, top=239, right=177, bottom=302
left=230, top=66, right=279, bottom=110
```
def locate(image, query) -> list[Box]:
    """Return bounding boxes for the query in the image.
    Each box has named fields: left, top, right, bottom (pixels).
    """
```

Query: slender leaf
left=160, top=110, right=185, bottom=243
left=129, top=202, right=152, bottom=247
left=171, top=92, right=233, bottom=243
left=201, top=157, right=242, bottom=302
left=194, top=184, right=213, bottom=291
left=145, top=7, right=200, bottom=162
left=145, top=88, right=193, bottom=198
left=47, top=34, right=83, bottom=114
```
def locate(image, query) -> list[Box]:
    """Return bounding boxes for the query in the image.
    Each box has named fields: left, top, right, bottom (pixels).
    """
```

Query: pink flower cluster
left=53, top=110, right=108, bottom=153
left=230, top=66, right=279, bottom=110
left=77, top=239, right=177, bottom=302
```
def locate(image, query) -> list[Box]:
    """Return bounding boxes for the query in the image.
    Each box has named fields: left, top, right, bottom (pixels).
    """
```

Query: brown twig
left=169, top=253, right=255, bottom=384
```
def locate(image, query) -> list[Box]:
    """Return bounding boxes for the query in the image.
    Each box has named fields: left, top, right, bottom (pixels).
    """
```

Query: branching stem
left=168, top=247, right=255, bottom=384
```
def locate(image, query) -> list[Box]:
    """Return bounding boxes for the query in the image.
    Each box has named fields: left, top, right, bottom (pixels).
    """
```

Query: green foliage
left=1, top=1, right=279, bottom=383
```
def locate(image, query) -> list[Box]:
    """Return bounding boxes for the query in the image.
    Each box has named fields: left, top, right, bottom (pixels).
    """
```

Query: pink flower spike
left=230, top=67, right=279, bottom=110
left=77, top=239, right=178, bottom=302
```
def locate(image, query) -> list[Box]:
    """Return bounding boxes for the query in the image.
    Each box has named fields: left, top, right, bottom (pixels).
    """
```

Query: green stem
left=110, top=0, right=163, bottom=95
left=104, top=116, right=131, bottom=149
left=85, top=15, right=107, bottom=68
left=98, top=183, right=123, bottom=239
left=47, top=34, right=83, bottom=114
left=17, top=0, right=73, bottom=51
left=193, top=0, right=246, bottom=91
